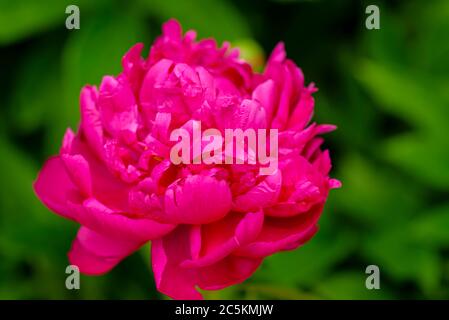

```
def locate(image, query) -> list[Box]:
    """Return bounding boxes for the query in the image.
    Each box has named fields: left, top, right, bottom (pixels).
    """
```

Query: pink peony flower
left=34, top=19, right=340, bottom=299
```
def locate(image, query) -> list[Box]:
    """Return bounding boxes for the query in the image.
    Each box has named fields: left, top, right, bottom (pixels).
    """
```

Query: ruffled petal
left=233, top=170, right=282, bottom=212
left=79, top=86, right=104, bottom=159
left=235, top=204, right=323, bottom=258
left=68, top=198, right=175, bottom=242
left=68, top=226, right=144, bottom=275
left=287, top=87, right=315, bottom=131
left=151, top=225, right=263, bottom=299
left=61, top=132, right=132, bottom=210
left=252, top=79, right=277, bottom=126
left=152, top=226, right=202, bottom=300
left=139, top=59, right=174, bottom=110
left=98, top=75, right=139, bottom=140
left=181, top=210, right=264, bottom=268
left=164, top=175, right=232, bottom=224
left=121, top=43, right=146, bottom=94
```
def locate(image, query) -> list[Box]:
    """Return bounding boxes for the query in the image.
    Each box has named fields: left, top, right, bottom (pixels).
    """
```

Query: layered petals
left=34, top=19, right=340, bottom=300
left=152, top=224, right=263, bottom=299
left=182, top=210, right=264, bottom=268
left=235, top=204, right=323, bottom=258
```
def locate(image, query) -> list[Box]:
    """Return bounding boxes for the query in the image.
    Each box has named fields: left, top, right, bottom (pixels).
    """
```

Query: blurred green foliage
left=0, top=0, right=448, bottom=299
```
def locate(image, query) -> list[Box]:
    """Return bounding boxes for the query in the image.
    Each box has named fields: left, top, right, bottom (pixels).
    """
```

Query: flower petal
left=79, top=86, right=104, bottom=159
left=68, top=226, right=144, bottom=275
left=151, top=225, right=263, bottom=299
left=196, top=255, right=262, bottom=291
left=68, top=198, right=175, bottom=242
left=164, top=175, right=232, bottom=224
left=33, top=156, right=80, bottom=220
left=233, top=170, right=282, bottom=212
left=61, top=154, right=92, bottom=196
left=235, top=204, right=323, bottom=258
left=152, top=226, right=202, bottom=300
left=98, top=75, right=139, bottom=139
left=252, top=79, right=276, bottom=125
left=181, top=210, right=264, bottom=268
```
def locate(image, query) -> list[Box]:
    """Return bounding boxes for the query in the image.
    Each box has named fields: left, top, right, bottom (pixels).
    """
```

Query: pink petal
left=60, top=128, right=75, bottom=154
left=151, top=112, right=172, bottom=143
left=140, top=59, right=174, bottom=102
left=121, top=43, right=146, bottom=94
left=61, top=154, right=92, bottom=196
left=329, top=178, right=342, bottom=189
left=252, top=79, right=277, bottom=126
left=33, top=156, right=80, bottom=220
left=62, top=134, right=131, bottom=210
left=68, top=226, right=144, bottom=275
left=264, top=202, right=313, bottom=218
left=162, top=19, right=183, bottom=42
left=287, top=88, right=315, bottom=131
left=235, top=204, right=323, bottom=258
left=164, top=175, right=232, bottom=224
left=40, top=137, right=181, bottom=242
left=267, top=42, right=286, bottom=65
left=196, top=255, right=262, bottom=291
left=315, top=124, right=337, bottom=135
left=79, top=86, right=104, bottom=159
left=151, top=225, right=263, bottom=299
left=98, top=76, right=139, bottom=139
left=303, top=137, right=324, bottom=160
left=152, top=226, right=202, bottom=300
left=181, top=210, right=264, bottom=268
left=264, top=155, right=326, bottom=217
left=313, top=149, right=332, bottom=175
left=271, top=64, right=293, bottom=129
left=233, top=170, right=282, bottom=212
left=217, top=98, right=267, bottom=131
left=68, top=198, right=175, bottom=242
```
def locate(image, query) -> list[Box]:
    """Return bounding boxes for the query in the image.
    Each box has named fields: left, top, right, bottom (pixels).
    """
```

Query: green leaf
left=315, top=272, right=393, bottom=300
left=354, top=59, right=449, bottom=137
left=412, top=0, right=449, bottom=76
left=9, top=40, right=61, bottom=133
left=315, top=68, right=379, bottom=150
left=335, top=154, right=423, bottom=225
left=362, top=12, right=407, bottom=66
left=0, top=0, right=108, bottom=45
left=383, top=133, right=449, bottom=190
left=362, top=228, right=441, bottom=295
left=410, top=203, right=449, bottom=247
left=137, top=0, right=250, bottom=42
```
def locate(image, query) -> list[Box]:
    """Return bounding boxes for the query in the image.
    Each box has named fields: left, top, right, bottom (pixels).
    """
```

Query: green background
left=0, top=0, right=448, bottom=299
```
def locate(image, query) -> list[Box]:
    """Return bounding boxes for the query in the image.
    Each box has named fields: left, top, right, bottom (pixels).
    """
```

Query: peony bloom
left=34, top=19, right=340, bottom=299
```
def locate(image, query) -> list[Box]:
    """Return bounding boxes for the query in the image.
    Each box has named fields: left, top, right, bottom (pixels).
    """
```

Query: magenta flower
left=34, top=19, right=340, bottom=299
